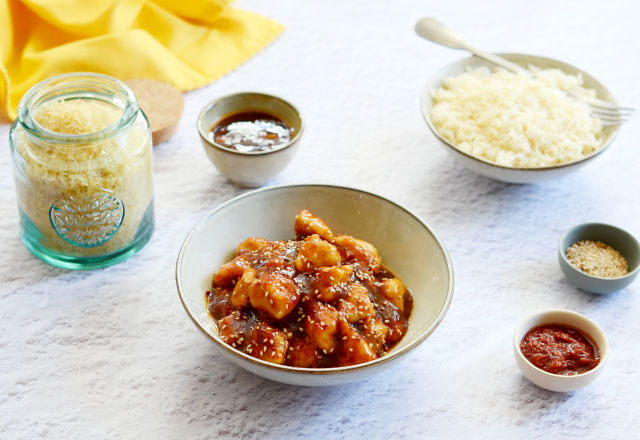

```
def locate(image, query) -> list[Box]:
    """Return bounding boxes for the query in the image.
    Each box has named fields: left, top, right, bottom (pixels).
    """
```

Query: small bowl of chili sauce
left=513, top=310, right=609, bottom=392
left=197, top=92, right=304, bottom=187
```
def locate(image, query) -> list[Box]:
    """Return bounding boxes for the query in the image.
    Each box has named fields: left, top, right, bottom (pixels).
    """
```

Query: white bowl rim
left=197, top=91, right=305, bottom=156
left=558, top=222, right=640, bottom=281
left=175, top=183, right=455, bottom=375
left=513, top=309, right=609, bottom=380
left=420, top=53, right=620, bottom=172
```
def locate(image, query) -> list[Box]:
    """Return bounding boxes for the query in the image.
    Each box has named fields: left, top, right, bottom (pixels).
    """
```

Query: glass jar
left=9, top=73, right=155, bottom=269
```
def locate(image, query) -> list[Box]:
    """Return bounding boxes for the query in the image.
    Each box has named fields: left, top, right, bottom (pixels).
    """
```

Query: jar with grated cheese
left=9, top=73, right=155, bottom=269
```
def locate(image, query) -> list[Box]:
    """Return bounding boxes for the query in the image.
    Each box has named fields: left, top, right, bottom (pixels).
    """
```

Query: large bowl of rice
left=420, top=54, right=620, bottom=183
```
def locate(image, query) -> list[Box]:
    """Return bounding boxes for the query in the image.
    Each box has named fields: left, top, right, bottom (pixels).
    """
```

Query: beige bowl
left=513, top=309, right=609, bottom=392
left=421, top=54, right=620, bottom=184
left=176, top=184, right=454, bottom=386
left=198, top=92, right=304, bottom=187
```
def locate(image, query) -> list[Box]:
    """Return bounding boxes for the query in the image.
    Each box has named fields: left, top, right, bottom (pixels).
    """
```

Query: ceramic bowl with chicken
left=176, top=184, right=454, bottom=386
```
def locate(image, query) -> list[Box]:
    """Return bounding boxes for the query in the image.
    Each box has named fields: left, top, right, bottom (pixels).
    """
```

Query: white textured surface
left=1, top=0, right=639, bottom=438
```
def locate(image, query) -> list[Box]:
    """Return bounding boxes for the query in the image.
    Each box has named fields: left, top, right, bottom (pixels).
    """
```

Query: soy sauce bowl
left=513, top=310, right=609, bottom=392
left=558, top=223, right=640, bottom=294
left=198, top=92, right=304, bottom=187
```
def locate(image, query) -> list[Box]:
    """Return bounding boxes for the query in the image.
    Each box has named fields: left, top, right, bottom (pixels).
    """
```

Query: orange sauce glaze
left=206, top=213, right=413, bottom=368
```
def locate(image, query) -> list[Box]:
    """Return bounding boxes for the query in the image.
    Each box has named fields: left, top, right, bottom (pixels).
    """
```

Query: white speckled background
left=1, top=0, right=639, bottom=438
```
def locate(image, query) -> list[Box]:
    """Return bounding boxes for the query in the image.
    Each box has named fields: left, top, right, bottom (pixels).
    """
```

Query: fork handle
left=415, top=17, right=531, bottom=75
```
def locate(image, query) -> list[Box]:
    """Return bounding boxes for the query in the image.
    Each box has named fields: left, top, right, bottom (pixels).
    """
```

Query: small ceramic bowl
left=198, top=92, right=304, bottom=187
left=420, top=54, right=619, bottom=184
left=558, top=223, right=640, bottom=294
left=176, top=184, right=454, bottom=386
left=513, top=309, right=609, bottom=392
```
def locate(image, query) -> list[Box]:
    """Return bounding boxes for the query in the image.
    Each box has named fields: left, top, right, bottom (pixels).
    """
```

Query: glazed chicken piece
left=337, top=283, right=375, bottom=323
left=295, top=234, right=341, bottom=273
left=380, top=278, right=405, bottom=313
left=361, top=316, right=389, bottom=354
left=218, top=310, right=252, bottom=348
left=286, top=338, right=318, bottom=368
left=303, top=301, right=339, bottom=353
left=375, top=302, right=405, bottom=344
left=230, top=268, right=255, bottom=308
left=247, top=323, right=289, bottom=364
left=334, top=235, right=381, bottom=274
left=207, top=287, right=233, bottom=320
left=212, top=256, right=250, bottom=287
left=261, top=257, right=296, bottom=278
left=313, top=265, right=353, bottom=302
left=294, top=210, right=335, bottom=243
left=336, top=317, right=377, bottom=367
left=236, top=237, right=271, bottom=256
left=249, top=272, right=300, bottom=320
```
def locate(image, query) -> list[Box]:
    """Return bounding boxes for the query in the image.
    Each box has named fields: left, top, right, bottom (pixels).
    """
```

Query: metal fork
left=415, top=17, right=634, bottom=126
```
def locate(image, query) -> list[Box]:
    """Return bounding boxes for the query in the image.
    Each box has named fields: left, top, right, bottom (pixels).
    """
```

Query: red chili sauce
left=520, top=324, right=600, bottom=376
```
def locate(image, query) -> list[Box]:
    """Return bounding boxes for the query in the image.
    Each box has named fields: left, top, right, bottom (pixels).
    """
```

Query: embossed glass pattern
left=9, top=73, right=155, bottom=269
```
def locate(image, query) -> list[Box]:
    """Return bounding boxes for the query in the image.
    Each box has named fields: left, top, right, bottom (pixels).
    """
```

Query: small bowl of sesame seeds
left=558, top=223, right=640, bottom=294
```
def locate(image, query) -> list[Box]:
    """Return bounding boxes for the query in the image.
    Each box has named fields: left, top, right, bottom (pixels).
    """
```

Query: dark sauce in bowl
left=210, top=111, right=293, bottom=152
left=520, top=324, right=600, bottom=376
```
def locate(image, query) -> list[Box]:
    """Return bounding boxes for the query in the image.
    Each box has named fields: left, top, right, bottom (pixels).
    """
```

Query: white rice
left=430, top=66, right=604, bottom=168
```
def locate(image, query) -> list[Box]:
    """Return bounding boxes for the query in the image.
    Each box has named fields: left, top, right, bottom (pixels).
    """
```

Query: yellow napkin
left=0, top=0, right=284, bottom=120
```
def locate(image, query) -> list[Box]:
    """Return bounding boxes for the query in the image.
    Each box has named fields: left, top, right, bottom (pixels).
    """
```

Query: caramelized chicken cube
left=337, top=283, right=375, bottom=323
left=218, top=310, right=252, bottom=347
left=256, top=241, right=287, bottom=261
left=336, top=317, right=377, bottom=367
left=249, top=272, right=300, bottom=320
left=247, top=323, right=289, bottom=364
left=294, top=210, right=334, bottom=243
left=261, top=257, right=296, bottom=278
left=375, top=301, right=405, bottom=344
left=236, top=237, right=271, bottom=256
left=314, top=265, right=353, bottom=302
left=212, top=256, right=250, bottom=287
left=380, top=278, right=405, bottom=313
left=334, top=235, right=381, bottom=274
left=230, top=268, right=255, bottom=308
left=304, top=301, right=339, bottom=352
left=207, top=287, right=233, bottom=320
left=295, top=235, right=341, bottom=273
left=361, top=316, right=389, bottom=354
left=385, top=318, right=405, bottom=343
left=287, top=338, right=318, bottom=368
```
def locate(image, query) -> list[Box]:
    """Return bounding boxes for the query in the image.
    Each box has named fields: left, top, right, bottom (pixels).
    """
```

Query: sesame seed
left=287, top=355, right=291, bottom=359
left=384, top=320, right=390, bottom=323
left=271, top=351, right=275, bottom=356
left=221, top=325, right=227, bottom=329
left=343, top=336, right=347, bottom=340
left=349, top=348, right=353, bottom=352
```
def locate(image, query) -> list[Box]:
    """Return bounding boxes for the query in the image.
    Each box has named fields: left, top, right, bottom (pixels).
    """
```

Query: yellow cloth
left=0, top=0, right=284, bottom=120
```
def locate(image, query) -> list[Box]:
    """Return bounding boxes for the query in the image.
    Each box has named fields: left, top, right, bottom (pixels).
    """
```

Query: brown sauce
left=209, top=111, right=292, bottom=152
